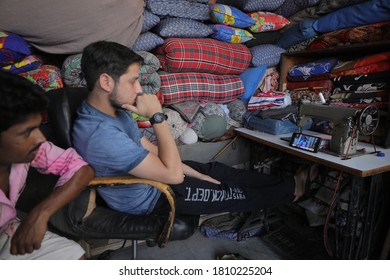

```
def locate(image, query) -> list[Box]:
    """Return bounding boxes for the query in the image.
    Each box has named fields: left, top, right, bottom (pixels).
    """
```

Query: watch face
left=151, top=113, right=167, bottom=124
left=155, top=113, right=164, bottom=122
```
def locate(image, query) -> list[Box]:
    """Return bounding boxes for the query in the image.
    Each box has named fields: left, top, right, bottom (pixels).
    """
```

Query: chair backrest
left=47, top=87, right=89, bottom=149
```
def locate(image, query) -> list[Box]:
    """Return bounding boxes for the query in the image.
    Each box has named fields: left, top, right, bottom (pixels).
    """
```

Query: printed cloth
left=308, top=21, right=390, bottom=50
left=258, top=67, right=279, bottom=93
left=154, top=38, right=251, bottom=75
left=139, top=72, right=161, bottom=95
left=61, top=53, right=86, bottom=87
left=247, top=11, right=290, bottom=33
left=289, top=58, right=338, bottom=77
left=290, top=89, right=332, bottom=103
left=1, top=55, right=42, bottom=74
left=330, top=61, right=390, bottom=77
left=167, top=101, right=201, bottom=123
left=331, top=52, right=390, bottom=73
left=331, top=72, right=390, bottom=85
left=329, top=101, right=388, bottom=110
left=330, top=90, right=389, bottom=101
left=19, top=65, right=63, bottom=92
left=247, top=90, right=291, bottom=111
left=0, top=31, right=31, bottom=67
left=136, top=51, right=161, bottom=74
left=333, top=82, right=389, bottom=93
left=286, top=80, right=333, bottom=92
left=287, top=73, right=331, bottom=82
left=210, top=4, right=255, bottom=28
left=158, top=71, right=244, bottom=104
left=163, top=108, right=188, bottom=140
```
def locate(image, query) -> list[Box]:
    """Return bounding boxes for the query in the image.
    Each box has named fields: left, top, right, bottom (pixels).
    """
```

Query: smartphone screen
left=289, top=133, right=321, bottom=152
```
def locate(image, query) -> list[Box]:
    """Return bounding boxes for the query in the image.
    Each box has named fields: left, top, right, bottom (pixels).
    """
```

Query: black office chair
left=18, top=87, right=199, bottom=259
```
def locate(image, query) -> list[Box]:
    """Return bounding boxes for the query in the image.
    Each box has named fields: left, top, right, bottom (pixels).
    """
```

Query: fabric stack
left=276, top=0, right=390, bottom=52
left=153, top=37, right=250, bottom=142
left=286, top=58, right=338, bottom=103
left=329, top=52, right=390, bottom=110
left=131, top=0, right=212, bottom=52
left=0, top=32, right=63, bottom=92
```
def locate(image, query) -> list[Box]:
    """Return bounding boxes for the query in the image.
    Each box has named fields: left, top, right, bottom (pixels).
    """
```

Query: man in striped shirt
left=0, top=71, right=95, bottom=259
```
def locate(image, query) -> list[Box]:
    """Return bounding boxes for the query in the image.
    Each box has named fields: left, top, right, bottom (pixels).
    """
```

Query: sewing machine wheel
left=358, top=105, right=380, bottom=135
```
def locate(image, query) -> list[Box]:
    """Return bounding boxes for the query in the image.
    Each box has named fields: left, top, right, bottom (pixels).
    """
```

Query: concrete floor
left=105, top=229, right=281, bottom=260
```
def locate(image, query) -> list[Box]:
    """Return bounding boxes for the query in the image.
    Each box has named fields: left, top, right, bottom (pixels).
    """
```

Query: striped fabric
left=159, top=71, right=244, bottom=104
left=154, top=38, right=251, bottom=75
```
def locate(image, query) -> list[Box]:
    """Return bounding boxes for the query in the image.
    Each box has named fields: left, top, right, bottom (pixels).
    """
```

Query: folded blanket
left=333, top=82, right=389, bottom=93
left=287, top=73, right=331, bottom=82
left=290, top=89, right=332, bottom=103
left=332, top=52, right=390, bottom=74
left=331, top=72, right=390, bottom=85
left=136, top=51, right=161, bottom=73
left=139, top=72, right=161, bottom=94
left=308, top=21, right=390, bottom=50
left=331, top=61, right=390, bottom=77
left=287, top=80, right=333, bottom=92
left=289, top=58, right=338, bottom=77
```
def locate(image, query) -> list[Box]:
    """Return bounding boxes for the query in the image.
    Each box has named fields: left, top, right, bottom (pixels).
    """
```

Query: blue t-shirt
left=72, top=100, right=161, bottom=215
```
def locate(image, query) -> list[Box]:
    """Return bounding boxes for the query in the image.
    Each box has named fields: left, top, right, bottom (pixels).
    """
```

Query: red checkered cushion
left=159, top=71, right=244, bottom=104
left=154, top=38, right=251, bottom=75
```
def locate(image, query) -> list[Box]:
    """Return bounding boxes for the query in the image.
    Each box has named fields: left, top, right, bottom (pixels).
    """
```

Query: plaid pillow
left=154, top=38, right=251, bottom=75
left=158, top=71, right=244, bottom=104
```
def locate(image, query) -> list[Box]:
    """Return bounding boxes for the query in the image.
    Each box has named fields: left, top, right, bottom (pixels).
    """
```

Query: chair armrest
left=87, top=175, right=175, bottom=248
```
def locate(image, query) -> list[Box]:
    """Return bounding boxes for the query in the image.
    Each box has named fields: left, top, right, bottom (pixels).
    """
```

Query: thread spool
left=318, top=92, right=326, bottom=104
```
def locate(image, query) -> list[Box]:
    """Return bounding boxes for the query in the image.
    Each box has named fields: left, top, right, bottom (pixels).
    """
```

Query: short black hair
left=81, top=40, right=144, bottom=91
left=0, top=71, right=48, bottom=133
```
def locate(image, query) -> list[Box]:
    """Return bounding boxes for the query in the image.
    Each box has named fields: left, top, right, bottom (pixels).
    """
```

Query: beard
left=109, top=85, right=125, bottom=110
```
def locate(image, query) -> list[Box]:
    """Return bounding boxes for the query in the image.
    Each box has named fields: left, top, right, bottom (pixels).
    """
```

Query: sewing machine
left=296, top=103, right=380, bottom=157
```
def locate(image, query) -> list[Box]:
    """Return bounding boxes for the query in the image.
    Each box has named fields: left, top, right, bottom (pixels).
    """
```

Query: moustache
left=30, top=143, right=42, bottom=155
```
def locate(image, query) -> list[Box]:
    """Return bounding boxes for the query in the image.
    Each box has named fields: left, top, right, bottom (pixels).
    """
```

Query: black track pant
left=152, top=160, right=295, bottom=215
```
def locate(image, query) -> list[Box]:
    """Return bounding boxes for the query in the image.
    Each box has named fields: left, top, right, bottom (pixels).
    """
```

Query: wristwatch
left=149, top=112, right=168, bottom=125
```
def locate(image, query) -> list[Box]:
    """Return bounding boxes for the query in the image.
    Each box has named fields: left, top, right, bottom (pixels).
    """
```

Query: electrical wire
left=323, top=119, right=359, bottom=257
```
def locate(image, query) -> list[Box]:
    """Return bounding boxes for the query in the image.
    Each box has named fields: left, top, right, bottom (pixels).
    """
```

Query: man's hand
left=197, top=174, right=221, bottom=185
left=10, top=210, right=48, bottom=255
left=182, top=163, right=221, bottom=184
left=122, top=93, right=162, bottom=119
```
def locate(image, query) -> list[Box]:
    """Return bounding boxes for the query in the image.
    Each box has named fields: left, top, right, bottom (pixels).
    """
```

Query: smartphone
left=289, top=132, right=322, bottom=153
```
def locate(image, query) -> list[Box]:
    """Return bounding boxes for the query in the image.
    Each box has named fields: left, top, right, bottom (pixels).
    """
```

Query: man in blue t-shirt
left=73, top=41, right=313, bottom=216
